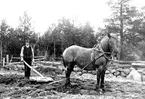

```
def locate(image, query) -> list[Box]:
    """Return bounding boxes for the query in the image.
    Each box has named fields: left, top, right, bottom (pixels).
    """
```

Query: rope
left=81, top=54, right=104, bottom=71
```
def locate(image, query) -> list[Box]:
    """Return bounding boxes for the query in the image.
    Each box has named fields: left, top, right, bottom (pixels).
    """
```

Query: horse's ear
left=107, top=33, right=111, bottom=38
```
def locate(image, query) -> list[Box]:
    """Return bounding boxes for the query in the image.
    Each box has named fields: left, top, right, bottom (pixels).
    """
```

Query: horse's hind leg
left=100, top=69, right=106, bottom=90
left=65, top=62, right=75, bottom=86
left=96, top=68, right=101, bottom=90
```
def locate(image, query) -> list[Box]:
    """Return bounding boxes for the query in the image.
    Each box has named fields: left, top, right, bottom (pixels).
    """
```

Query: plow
left=23, top=60, right=54, bottom=83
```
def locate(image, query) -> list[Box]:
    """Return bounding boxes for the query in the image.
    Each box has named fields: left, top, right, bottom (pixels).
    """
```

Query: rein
left=81, top=54, right=104, bottom=71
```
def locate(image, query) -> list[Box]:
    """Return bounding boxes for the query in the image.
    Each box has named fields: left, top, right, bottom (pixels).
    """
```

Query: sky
left=0, top=0, right=144, bottom=34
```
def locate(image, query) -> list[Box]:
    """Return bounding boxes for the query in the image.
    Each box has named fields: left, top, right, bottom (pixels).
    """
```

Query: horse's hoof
left=95, top=85, right=99, bottom=89
left=100, top=88, right=105, bottom=93
left=95, top=88, right=105, bottom=94
left=99, top=90, right=103, bottom=94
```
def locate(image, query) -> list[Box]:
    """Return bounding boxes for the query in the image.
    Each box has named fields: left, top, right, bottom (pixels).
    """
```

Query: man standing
left=20, top=39, right=34, bottom=79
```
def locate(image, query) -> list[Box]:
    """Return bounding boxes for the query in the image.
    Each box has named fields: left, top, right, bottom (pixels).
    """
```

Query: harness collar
left=100, top=43, right=112, bottom=60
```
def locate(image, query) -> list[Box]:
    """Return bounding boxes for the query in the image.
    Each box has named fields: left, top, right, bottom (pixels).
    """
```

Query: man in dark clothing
left=20, top=39, right=34, bottom=79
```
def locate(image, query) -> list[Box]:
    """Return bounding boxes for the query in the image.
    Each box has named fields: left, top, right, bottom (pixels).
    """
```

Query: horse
left=62, top=33, right=120, bottom=92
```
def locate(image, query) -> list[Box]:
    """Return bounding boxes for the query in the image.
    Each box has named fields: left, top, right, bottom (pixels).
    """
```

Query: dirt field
left=0, top=63, right=145, bottom=99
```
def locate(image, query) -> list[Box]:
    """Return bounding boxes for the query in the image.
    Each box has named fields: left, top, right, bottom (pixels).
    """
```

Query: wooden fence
left=10, top=56, right=46, bottom=62
left=111, top=60, right=145, bottom=68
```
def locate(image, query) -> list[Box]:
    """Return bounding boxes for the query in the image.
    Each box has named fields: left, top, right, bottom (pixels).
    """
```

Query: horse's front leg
left=65, top=63, right=74, bottom=87
left=65, top=67, right=72, bottom=86
left=96, top=65, right=105, bottom=91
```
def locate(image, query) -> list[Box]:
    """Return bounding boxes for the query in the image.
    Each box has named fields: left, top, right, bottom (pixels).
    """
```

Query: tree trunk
left=53, top=40, right=56, bottom=60
left=119, top=2, right=124, bottom=60
left=0, top=41, right=2, bottom=62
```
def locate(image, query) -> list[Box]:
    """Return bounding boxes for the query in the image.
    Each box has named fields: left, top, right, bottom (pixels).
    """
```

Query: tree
left=38, top=17, right=96, bottom=59
left=105, top=0, right=141, bottom=60
left=0, top=20, right=10, bottom=60
left=77, top=22, right=96, bottom=47
left=57, top=18, right=96, bottom=48
left=6, top=12, right=38, bottom=57
left=57, top=18, right=77, bottom=48
left=18, top=11, right=36, bottom=44
left=7, top=28, right=21, bottom=56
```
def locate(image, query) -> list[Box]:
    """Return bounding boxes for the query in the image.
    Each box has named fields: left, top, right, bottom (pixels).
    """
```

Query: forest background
left=0, top=0, right=145, bottom=61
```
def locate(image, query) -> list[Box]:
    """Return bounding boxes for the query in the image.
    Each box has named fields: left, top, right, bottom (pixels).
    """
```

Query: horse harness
left=81, top=43, right=113, bottom=71
left=94, top=44, right=112, bottom=60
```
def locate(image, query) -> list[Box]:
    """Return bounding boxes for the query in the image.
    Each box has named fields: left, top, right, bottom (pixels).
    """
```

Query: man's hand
left=21, top=57, right=24, bottom=62
left=32, top=59, right=35, bottom=64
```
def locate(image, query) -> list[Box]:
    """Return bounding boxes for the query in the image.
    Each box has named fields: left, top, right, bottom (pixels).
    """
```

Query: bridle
left=100, top=43, right=112, bottom=60
left=93, top=36, right=116, bottom=61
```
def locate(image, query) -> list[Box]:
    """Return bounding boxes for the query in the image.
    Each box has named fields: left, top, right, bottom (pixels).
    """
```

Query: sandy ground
left=0, top=65, right=145, bottom=99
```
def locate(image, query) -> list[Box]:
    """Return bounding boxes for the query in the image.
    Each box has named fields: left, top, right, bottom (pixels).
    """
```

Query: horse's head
left=100, top=33, right=120, bottom=58
left=107, top=33, right=120, bottom=58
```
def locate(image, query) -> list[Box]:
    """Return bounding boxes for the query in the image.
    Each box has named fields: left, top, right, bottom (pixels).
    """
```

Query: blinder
left=108, top=36, right=119, bottom=58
